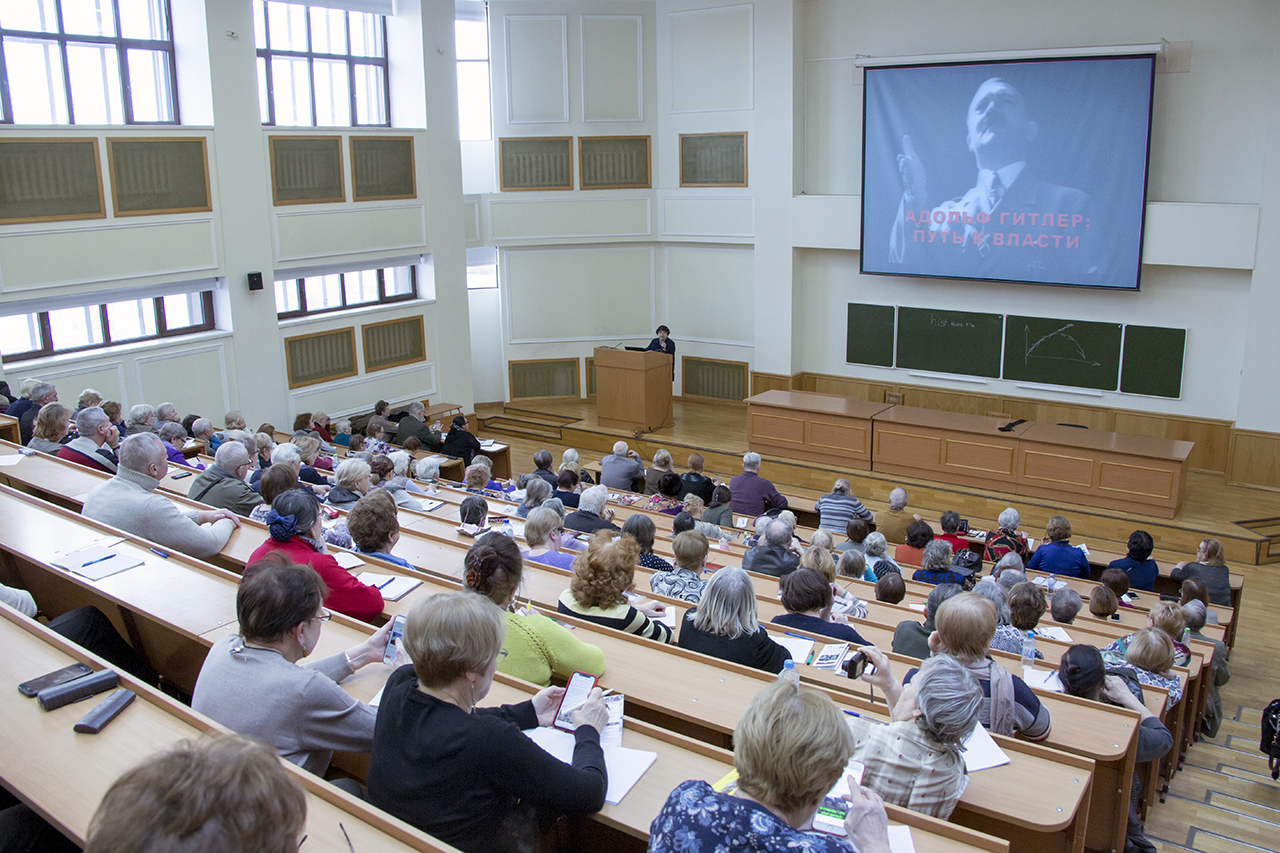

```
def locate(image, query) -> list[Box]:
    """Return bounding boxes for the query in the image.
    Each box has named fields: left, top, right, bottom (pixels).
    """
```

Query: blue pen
left=842, top=709, right=861, bottom=718
left=81, top=554, right=113, bottom=567
left=150, top=548, right=169, bottom=558
left=377, top=578, right=396, bottom=590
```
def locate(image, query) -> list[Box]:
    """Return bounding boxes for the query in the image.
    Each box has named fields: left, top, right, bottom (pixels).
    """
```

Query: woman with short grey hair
left=848, top=648, right=981, bottom=818
left=911, top=540, right=970, bottom=587
left=677, top=567, right=790, bottom=674
left=127, top=403, right=158, bottom=434
left=326, top=458, right=372, bottom=510
left=518, top=477, right=551, bottom=518
left=413, top=456, right=441, bottom=482
left=975, top=578, right=1042, bottom=659
left=983, top=506, right=1031, bottom=563
left=862, top=532, right=901, bottom=581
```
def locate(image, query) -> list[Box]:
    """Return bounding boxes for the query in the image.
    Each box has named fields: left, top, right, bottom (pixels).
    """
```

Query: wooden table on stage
left=873, top=406, right=1033, bottom=492
left=1015, top=422, right=1193, bottom=519
left=745, top=391, right=891, bottom=470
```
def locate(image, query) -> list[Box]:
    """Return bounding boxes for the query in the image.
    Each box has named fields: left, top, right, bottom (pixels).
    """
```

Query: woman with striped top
left=557, top=531, right=675, bottom=644
left=813, top=478, right=874, bottom=534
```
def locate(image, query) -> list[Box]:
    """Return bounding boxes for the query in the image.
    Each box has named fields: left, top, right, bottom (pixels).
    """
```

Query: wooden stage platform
left=477, top=397, right=1280, bottom=568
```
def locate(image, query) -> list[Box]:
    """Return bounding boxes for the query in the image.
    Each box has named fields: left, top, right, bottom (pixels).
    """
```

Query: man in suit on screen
left=889, top=77, right=1097, bottom=282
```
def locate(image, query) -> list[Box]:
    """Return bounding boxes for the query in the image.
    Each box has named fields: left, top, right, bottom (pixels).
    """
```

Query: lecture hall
left=0, top=1, right=1277, bottom=852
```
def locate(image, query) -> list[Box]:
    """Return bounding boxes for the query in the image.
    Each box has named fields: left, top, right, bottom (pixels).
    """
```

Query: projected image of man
left=889, top=77, right=1093, bottom=280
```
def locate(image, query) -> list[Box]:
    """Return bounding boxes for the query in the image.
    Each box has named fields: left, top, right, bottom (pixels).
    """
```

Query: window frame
left=1, top=290, right=214, bottom=363
left=455, top=11, right=492, bottom=142
left=0, top=0, right=181, bottom=126
left=275, top=265, right=417, bottom=319
left=255, top=1, right=391, bottom=128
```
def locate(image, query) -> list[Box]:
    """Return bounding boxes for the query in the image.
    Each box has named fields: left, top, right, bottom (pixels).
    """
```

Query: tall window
left=466, top=247, right=497, bottom=289
left=0, top=0, right=179, bottom=125
left=0, top=291, right=214, bottom=363
left=455, top=10, right=490, bottom=141
left=274, top=264, right=416, bottom=318
left=254, top=0, right=389, bottom=127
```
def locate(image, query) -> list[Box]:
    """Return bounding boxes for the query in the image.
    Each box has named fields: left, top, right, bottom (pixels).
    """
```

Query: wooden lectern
left=594, top=347, right=673, bottom=431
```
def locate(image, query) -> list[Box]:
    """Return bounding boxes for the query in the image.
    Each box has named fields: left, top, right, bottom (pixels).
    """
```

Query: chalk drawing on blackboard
left=1022, top=324, right=1101, bottom=367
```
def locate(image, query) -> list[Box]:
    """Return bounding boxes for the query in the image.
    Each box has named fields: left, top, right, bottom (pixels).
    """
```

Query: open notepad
left=961, top=721, right=1011, bottom=772
left=523, top=727, right=656, bottom=805
left=357, top=572, right=423, bottom=601
left=51, top=540, right=141, bottom=580
left=774, top=635, right=815, bottom=663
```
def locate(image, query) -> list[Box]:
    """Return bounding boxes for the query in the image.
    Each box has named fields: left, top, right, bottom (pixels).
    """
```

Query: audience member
left=363, top=422, right=395, bottom=456
left=862, top=532, right=901, bottom=580
left=249, top=488, right=382, bottom=622
left=412, top=456, right=442, bottom=482
left=983, top=507, right=1031, bottom=563
left=993, top=565, right=1026, bottom=592
left=649, top=530, right=710, bottom=603
left=741, top=518, right=801, bottom=577
left=772, top=568, right=870, bottom=644
left=729, top=452, right=787, bottom=517
left=875, top=488, right=915, bottom=544
left=703, top=484, right=734, bottom=529
left=600, top=440, right=645, bottom=491
left=1171, top=538, right=1232, bottom=606
left=368, top=592, right=607, bottom=853
left=522, top=505, right=576, bottom=570
left=991, top=552, right=1025, bottom=580
left=836, top=517, right=871, bottom=555
left=892, top=582, right=961, bottom=659
left=125, top=403, right=158, bottom=438
left=837, top=548, right=867, bottom=581
left=1184, top=600, right=1231, bottom=737
left=677, top=566, right=790, bottom=674
left=57, top=406, right=119, bottom=472
left=388, top=450, right=426, bottom=494
left=3, top=378, right=40, bottom=422
left=158, top=421, right=198, bottom=469
left=463, top=533, right=605, bottom=686
left=925, top=592, right=1051, bottom=739
left=192, top=559, right=391, bottom=782
left=1179, top=578, right=1218, bottom=625
left=1026, top=514, right=1091, bottom=578
left=912, top=540, right=968, bottom=586
left=552, top=468, right=581, bottom=508
left=624, top=514, right=674, bottom=572
left=26, top=402, right=70, bottom=454
left=83, top=735, right=307, bottom=853
left=1008, top=582, right=1047, bottom=633
left=458, top=494, right=489, bottom=528
left=516, top=477, right=552, bottom=519
left=1050, top=588, right=1083, bottom=624
left=813, top=478, right=874, bottom=534
left=564, top=485, right=619, bottom=534
left=972, top=579, right=1040, bottom=659
left=875, top=572, right=906, bottom=604
left=190, top=416, right=216, bottom=450
left=896, top=519, right=935, bottom=566
left=1108, top=530, right=1159, bottom=591
left=647, top=678, right=891, bottom=853
left=647, top=472, right=684, bottom=514
left=155, top=401, right=179, bottom=424
left=103, top=400, right=127, bottom=437
left=561, top=447, right=593, bottom=484
left=188, top=441, right=264, bottom=516
left=936, top=511, right=969, bottom=554
left=644, top=448, right=676, bottom=495
left=681, top=493, right=726, bottom=539
left=394, top=401, right=444, bottom=450
left=850, top=649, right=981, bottom=818
left=441, top=415, right=482, bottom=465
left=331, top=418, right=352, bottom=446
left=83, top=433, right=238, bottom=559
left=73, top=388, right=103, bottom=415
left=367, top=400, right=396, bottom=435
left=253, top=431, right=276, bottom=469
left=1090, top=585, right=1120, bottom=620
left=1057, top=644, right=1173, bottom=853
left=1100, top=567, right=1135, bottom=608
left=1120, top=627, right=1183, bottom=707
left=18, top=382, right=57, bottom=445
left=678, top=452, right=715, bottom=503
left=558, top=531, right=673, bottom=643
left=527, top=449, right=558, bottom=487
left=348, top=490, right=412, bottom=568
left=369, top=453, right=423, bottom=510
left=1103, top=601, right=1191, bottom=667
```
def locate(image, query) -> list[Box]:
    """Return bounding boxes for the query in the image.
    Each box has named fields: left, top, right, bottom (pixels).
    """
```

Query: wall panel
left=488, top=197, right=650, bottom=241
left=505, top=16, right=569, bottom=123
left=662, top=197, right=753, bottom=237
left=664, top=246, right=753, bottom=345
left=274, top=205, right=427, bottom=262
left=135, top=344, right=229, bottom=419
left=582, top=16, right=643, bottom=121
left=505, top=246, right=653, bottom=342
left=669, top=5, right=753, bottom=112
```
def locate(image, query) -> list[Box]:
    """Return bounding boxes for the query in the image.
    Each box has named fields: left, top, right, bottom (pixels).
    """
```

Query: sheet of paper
left=654, top=609, right=677, bottom=629
left=1036, top=625, right=1073, bottom=643
left=356, top=572, right=423, bottom=602
left=1032, top=576, right=1068, bottom=591
left=906, top=601, right=927, bottom=612
left=0, top=455, right=26, bottom=467
left=523, top=727, right=657, bottom=805
left=774, top=635, right=815, bottom=663
left=420, top=500, right=446, bottom=513
left=368, top=685, right=384, bottom=707
left=734, top=517, right=748, bottom=529
left=961, top=721, right=1011, bottom=772
left=887, top=826, right=917, bottom=853
left=332, top=551, right=365, bottom=570
left=1020, top=667, right=1064, bottom=692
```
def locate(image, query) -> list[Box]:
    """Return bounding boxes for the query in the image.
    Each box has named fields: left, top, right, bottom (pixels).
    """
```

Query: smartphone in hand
left=383, top=614, right=407, bottom=666
left=553, top=671, right=598, bottom=731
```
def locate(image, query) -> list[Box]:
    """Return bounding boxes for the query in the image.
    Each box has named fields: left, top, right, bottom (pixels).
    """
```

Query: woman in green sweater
left=463, top=533, right=606, bottom=687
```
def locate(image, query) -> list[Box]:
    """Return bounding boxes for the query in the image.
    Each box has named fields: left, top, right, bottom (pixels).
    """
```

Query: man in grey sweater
left=83, top=433, right=239, bottom=559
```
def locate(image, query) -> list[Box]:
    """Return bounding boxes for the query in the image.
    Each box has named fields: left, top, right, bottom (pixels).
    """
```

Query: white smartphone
left=382, top=614, right=406, bottom=666
left=553, top=671, right=598, bottom=731
left=813, top=761, right=867, bottom=835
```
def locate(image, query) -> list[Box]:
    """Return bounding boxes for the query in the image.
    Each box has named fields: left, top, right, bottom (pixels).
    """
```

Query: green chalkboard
left=1120, top=326, right=1185, bottom=398
left=1003, top=316, right=1122, bottom=390
left=896, top=307, right=1003, bottom=378
left=846, top=303, right=895, bottom=367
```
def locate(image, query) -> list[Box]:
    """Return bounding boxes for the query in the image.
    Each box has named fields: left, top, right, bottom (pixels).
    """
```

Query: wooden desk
left=873, top=406, right=1033, bottom=493
left=0, top=605, right=459, bottom=853
left=478, top=441, right=511, bottom=479
left=424, top=401, right=464, bottom=421
left=0, top=413, right=21, bottom=444
left=1016, top=423, right=1193, bottom=519
left=745, top=391, right=892, bottom=470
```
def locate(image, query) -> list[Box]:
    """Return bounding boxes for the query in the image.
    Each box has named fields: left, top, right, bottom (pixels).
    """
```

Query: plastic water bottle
left=1020, top=630, right=1037, bottom=670
left=1048, top=573, right=1056, bottom=590
left=778, top=659, right=800, bottom=685
left=501, top=519, right=514, bottom=538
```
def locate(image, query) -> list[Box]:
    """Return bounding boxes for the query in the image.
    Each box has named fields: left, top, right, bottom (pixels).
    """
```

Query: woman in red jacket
left=249, top=488, right=383, bottom=622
